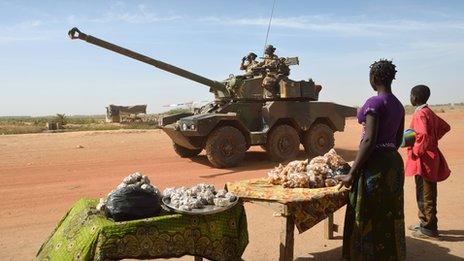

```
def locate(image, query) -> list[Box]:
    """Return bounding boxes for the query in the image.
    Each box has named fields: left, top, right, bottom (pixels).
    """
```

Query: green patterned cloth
left=37, top=198, right=248, bottom=261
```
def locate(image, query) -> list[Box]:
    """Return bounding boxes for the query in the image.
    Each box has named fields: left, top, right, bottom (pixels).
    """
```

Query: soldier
left=258, top=44, right=279, bottom=69
left=259, top=45, right=290, bottom=75
left=258, top=45, right=291, bottom=98
left=240, top=52, right=258, bottom=74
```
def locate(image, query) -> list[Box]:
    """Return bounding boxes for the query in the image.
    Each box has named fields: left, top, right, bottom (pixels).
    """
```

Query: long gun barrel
left=68, top=28, right=229, bottom=96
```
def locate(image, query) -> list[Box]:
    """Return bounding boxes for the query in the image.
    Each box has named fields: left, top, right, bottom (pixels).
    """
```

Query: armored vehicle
left=69, top=28, right=356, bottom=168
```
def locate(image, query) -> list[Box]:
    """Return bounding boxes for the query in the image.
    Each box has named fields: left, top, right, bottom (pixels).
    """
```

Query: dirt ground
left=0, top=111, right=463, bottom=260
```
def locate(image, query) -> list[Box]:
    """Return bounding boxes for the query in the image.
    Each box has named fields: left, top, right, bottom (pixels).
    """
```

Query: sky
left=0, top=0, right=463, bottom=116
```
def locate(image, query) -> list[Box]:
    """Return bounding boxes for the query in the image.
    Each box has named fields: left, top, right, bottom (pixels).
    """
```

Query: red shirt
left=405, top=106, right=451, bottom=182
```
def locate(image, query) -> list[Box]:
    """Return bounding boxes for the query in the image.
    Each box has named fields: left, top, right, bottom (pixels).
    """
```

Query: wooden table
left=226, top=179, right=348, bottom=261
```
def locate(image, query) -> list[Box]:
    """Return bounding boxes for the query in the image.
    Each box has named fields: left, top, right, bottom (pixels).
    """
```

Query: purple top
left=357, top=93, right=404, bottom=149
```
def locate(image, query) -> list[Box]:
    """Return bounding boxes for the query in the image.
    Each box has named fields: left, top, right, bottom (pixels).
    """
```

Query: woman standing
left=338, top=60, right=406, bottom=260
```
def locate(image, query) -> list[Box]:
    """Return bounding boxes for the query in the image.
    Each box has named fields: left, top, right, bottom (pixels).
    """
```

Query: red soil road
left=0, top=111, right=463, bottom=260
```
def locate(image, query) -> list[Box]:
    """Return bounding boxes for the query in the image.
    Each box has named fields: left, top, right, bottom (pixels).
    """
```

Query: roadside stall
left=226, top=178, right=348, bottom=261
left=37, top=176, right=248, bottom=261
left=38, top=149, right=349, bottom=261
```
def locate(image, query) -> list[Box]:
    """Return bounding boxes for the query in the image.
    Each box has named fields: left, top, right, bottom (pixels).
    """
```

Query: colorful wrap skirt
left=342, top=149, right=406, bottom=260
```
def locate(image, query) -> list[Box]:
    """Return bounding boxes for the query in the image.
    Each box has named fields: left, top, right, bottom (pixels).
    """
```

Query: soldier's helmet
left=247, top=52, right=257, bottom=60
left=265, top=45, right=276, bottom=54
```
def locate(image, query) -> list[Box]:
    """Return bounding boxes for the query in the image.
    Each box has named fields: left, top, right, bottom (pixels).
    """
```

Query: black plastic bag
left=105, top=186, right=161, bottom=221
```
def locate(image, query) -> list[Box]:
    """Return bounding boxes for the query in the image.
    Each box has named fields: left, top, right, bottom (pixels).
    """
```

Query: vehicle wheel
left=266, top=124, right=300, bottom=162
left=303, top=123, right=334, bottom=157
left=173, top=143, right=202, bottom=158
left=205, top=126, right=247, bottom=168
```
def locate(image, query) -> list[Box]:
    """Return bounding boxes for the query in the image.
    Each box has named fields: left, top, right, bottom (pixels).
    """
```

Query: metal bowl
left=162, top=196, right=239, bottom=215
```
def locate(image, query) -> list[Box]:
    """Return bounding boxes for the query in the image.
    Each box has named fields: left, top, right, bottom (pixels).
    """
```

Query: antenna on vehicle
left=263, top=0, right=277, bottom=55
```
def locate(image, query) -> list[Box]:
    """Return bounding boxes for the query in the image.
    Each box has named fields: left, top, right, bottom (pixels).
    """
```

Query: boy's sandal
left=408, top=224, right=420, bottom=231
left=412, top=230, right=441, bottom=241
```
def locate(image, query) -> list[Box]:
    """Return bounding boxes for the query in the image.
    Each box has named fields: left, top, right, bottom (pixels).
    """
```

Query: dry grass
left=0, top=115, right=159, bottom=135
left=405, top=103, right=464, bottom=114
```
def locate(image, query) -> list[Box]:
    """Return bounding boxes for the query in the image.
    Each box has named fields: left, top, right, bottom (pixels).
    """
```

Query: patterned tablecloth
left=226, top=178, right=349, bottom=233
left=37, top=198, right=248, bottom=261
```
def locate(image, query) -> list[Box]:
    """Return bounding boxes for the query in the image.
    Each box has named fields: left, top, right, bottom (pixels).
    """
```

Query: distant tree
left=55, top=113, right=67, bottom=125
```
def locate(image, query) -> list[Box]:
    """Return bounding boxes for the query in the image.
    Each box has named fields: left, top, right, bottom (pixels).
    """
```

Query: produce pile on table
left=163, top=184, right=238, bottom=211
left=267, top=149, right=351, bottom=188
left=115, top=172, right=161, bottom=196
left=96, top=173, right=239, bottom=220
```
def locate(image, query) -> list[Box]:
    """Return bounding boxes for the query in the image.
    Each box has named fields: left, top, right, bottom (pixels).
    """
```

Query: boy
left=405, top=85, right=451, bottom=239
